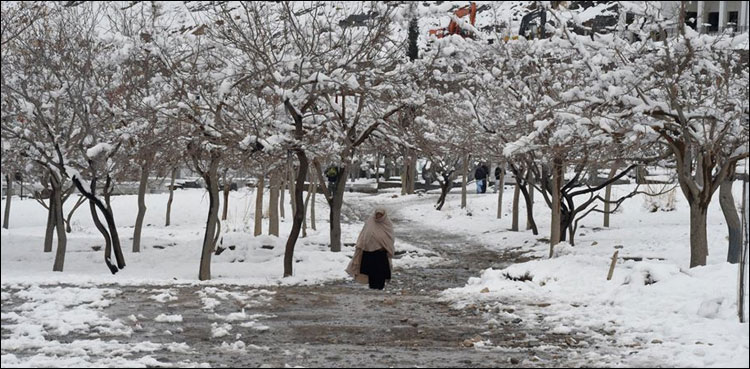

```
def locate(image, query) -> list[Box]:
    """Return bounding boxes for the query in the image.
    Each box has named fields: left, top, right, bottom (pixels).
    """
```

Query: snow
left=0, top=187, right=436, bottom=287
left=2, top=175, right=748, bottom=367
left=154, top=314, right=183, bottom=323
left=211, top=322, right=232, bottom=338
left=380, top=182, right=748, bottom=368
left=85, top=143, right=113, bottom=159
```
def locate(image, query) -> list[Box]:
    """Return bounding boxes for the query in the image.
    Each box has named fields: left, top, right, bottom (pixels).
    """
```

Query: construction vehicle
left=428, top=2, right=478, bottom=39
left=518, top=6, right=549, bottom=39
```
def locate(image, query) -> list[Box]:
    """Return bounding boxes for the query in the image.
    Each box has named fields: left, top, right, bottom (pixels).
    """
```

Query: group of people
left=474, top=163, right=505, bottom=194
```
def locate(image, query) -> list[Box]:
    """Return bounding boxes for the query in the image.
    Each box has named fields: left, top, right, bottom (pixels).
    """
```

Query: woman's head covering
left=357, top=207, right=394, bottom=254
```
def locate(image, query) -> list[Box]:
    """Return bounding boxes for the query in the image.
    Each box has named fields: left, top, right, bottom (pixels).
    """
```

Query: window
left=728, top=11, right=739, bottom=29
left=708, top=12, right=719, bottom=32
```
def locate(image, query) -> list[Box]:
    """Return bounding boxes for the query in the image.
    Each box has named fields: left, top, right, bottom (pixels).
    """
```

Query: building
left=662, top=1, right=749, bottom=34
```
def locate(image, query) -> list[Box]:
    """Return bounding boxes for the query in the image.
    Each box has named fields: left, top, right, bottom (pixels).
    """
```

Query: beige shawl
left=346, top=207, right=395, bottom=284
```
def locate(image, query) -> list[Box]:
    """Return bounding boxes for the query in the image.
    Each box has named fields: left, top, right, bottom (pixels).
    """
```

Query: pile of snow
left=387, top=181, right=749, bottom=368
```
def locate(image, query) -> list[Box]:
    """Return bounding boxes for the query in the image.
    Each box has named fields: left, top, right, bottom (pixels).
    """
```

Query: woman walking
left=346, top=207, right=395, bottom=290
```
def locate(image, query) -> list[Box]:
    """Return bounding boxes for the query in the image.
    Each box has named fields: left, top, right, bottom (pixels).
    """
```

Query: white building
left=662, top=1, right=749, bottom=33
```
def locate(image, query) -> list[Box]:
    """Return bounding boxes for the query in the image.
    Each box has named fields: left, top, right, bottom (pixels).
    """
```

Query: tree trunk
left=72, top=175, right=126, bottom=270
left=568, top=222, right=576, bottom=246
left=436, top=179, right=451, bottom=211
left=288, top=159, right=296, bottom=215
left=401, top=157, right=408, bottom=195
left=51, top=178, right=67, bottom=272
left=44, top=195, right=55, bottom=253
left=695, top=153, right=704, bottom=189
left=283, top=150, right=308, bottom=277
left=603, top=161, right=620, bottom=227
left=86, top=179, right=118, bottom=274
left=279, top=175, right=285, bottom=219
left=329, top=165, right=349, bottom=252
left=461, top=154, right=468, bottom=209
left=720, top=179, right=741, bottom=264
left=254, top=174, right=264, bottom=236
left=689, top=202, right=709, bottom=268
left=165, top=167, right=176, bottom=227
left=65, top=196, right=85, bottom=233
left=269, top=170, right=280, bottom=237
left=132, top=164, right=150, bottom=253
left=401, top=150, right=416, bottom=195
left=497, top=168, right=504, bottom=219
left=310, top=175, right=317, bottom=231
left=518, top=178, right=539, bottom=235
left=102, top=175, right=125, bottom=269
left=375, top=153, right=381, bottom=190
left=550, top=158, right=563, bottom=257
left=199, top=162, right=220, bottom=281
left=511, top=179, right=520, bottom=231
left=302, top=174, right=312, bottom=238
left=222, top=171, right=230, bottom=221
left=3, top=174, right=12, bottom=229
left=740, top=174, right=748, bottom=323
left=408, top=154, right=417, bottom=194
left=526, top=171, right=534, bottom=230
left=89, top=198, right=117, bottom=272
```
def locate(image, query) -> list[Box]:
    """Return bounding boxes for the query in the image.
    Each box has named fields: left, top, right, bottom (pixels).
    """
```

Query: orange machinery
left=428, top=2, right=477, bottom=39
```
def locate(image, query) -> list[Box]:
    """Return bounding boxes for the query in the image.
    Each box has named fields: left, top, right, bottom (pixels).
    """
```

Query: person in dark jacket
left=326, top=165, right=339, bottom=191
left=475, top=164, right=488, bottom=194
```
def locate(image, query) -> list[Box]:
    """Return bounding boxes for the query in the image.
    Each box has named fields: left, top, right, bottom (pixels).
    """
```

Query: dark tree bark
left=65, top=195, right=86, bottom=233
left=198, top=158, right=220, bottom=281
left=284, top=149, right=308, bottom=276
left=3, top=174, right=12, bottom=229
left=72, top=175, right=126, bottom=272
left=85, top=178, right=117, bottom=274
left=165, top=167, right=177, bottom=227
left=222, top=169, right=230, bottom=221
left=436, top=176, right=452, bottom=211
left=51, top=176, right=67, bottom=272
left=133, top=163, right=150, bottom=253
left=511, top=179, right=520, bottom=232
left=269, top=169, right=280, bottom=236
left=526, top=171, right=535, bottom=231
left=720, top=174, right=741, bottom=264
left=44, top=190, right=55, bottom=253
left=328, top=165, right=349, bottom=252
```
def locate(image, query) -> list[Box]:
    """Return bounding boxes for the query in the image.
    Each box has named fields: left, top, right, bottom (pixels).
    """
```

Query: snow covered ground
left=357, top=182, right=749, bottom=368
left=1, top=186, right=441, bottom=367
left=0, top=187, right=436, bottom=286
left=2, top=180, right=748, bottom=367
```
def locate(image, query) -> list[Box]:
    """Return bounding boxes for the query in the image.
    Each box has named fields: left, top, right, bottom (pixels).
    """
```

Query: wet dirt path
left=2, top=197, right=621, bottom=367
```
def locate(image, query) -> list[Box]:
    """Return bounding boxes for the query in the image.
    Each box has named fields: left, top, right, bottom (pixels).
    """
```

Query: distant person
left=494, top=165, right=504, bottom=193
left=346, top=207, right=395, bottom=290
left=474, top=164, right=488, bottom=194
left=326, top=165, right=339, bottom=191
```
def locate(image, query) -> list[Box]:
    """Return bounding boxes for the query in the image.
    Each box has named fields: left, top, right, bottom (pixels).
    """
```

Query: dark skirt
left=360, top=249, right=391, bottom=290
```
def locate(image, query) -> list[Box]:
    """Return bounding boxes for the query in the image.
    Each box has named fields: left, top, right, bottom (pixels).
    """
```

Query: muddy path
left=1, top=197, right=622, bottom=367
